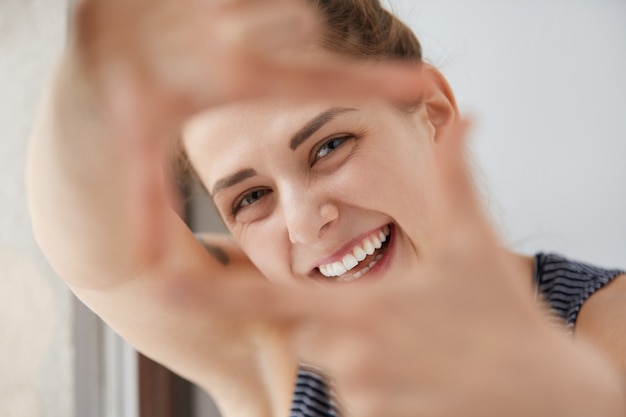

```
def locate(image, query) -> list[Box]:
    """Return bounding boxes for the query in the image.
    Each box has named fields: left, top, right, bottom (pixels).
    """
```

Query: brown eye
left=232, top=188, right=272, bottom=215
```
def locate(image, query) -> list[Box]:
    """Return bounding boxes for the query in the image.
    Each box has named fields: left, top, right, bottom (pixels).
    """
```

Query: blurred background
left=1, top=0, right=624, bottom=416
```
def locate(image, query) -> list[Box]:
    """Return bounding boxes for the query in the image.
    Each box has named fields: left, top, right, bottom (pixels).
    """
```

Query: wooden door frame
left=139, top=354, right=192, bottom=417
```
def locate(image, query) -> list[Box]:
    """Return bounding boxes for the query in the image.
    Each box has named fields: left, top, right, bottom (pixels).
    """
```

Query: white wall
left=386, top=0, right=626, bottom=267
left=2, top=1, right=623, bottom=416
left=0, top=1, right=74, bottom=416
left=191, top=5, right=626, bottom=412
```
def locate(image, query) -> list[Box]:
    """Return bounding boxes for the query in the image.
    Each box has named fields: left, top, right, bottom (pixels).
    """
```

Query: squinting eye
left=313, top=135, right=353, bottom=164
left=232, top=188, right=271, bottom=215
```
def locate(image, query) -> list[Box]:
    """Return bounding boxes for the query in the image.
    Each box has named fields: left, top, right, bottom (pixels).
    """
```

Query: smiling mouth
left=317, top=225, right=391, bottom=283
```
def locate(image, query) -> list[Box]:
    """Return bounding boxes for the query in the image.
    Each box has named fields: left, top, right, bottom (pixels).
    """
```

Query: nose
left=282, top=186, right=339, bottom=244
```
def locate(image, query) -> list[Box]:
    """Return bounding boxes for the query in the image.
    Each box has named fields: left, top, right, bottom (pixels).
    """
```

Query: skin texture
left=184, top=97, right=444, bottom=285
left=577, top=273, right=626, bottom=375
left=198, top=239, right=230, bottom=266
left=26, top=0, right=626, bottom=416
left=183, top=76, right=626, bottom=414
left=181, top=61, right=462, bottom=287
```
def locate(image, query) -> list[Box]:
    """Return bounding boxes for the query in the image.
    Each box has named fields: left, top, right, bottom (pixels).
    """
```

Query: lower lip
left=327, top=224, right=397, bottom=285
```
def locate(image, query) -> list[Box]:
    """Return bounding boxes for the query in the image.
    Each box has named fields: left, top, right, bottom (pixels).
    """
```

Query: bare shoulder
left=71, top=229, right=297, bottom=417
left=576, top=273, right=626, bottom=374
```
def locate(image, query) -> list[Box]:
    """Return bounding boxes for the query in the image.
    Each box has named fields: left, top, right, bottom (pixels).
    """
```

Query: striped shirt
left=290, top=367, right=340, bottom=417
left=534, top=252, right=624, bottom=330
left=289, top=253, right=624, bottom=417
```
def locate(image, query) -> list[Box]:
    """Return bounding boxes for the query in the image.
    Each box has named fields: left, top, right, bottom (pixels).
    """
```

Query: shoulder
left=534, top=252, right=626, bottom=374
left=576, top=272, right=626, bottom=374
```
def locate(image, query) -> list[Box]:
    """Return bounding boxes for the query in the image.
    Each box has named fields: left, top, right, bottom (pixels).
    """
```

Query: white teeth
left=342, top=253, right=384, bottom=282
left=317, top=226, right=392, bottom=278
left=351, top=266, right=369, bottom=280
left=321, top=264, right=333, bottom=277
left=370, top=253, right=383, bottom=268
left=332, top=262, right=347, bottom=276
left=353, top=246, right=367, bottom=262
left=342, top=253, right=359, bottom=271
left=363, top=239, right=375, bottom=255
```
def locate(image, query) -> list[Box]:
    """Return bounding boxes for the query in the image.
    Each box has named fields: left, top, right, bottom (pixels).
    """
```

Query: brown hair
left=308, top=0, right=422, bottom=62
left=174, top=0, right=422, bottom=193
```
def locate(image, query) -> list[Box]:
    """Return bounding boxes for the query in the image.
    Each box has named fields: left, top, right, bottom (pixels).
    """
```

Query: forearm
left=27, top=47, right=171, bottom=288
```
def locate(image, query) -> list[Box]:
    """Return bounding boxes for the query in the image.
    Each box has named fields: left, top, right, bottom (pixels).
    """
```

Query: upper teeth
left=318, top=226, right=390, bottom=278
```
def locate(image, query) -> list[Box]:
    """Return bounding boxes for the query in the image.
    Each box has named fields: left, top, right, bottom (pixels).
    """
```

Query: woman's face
left=183, top=96, right=447, bottom=286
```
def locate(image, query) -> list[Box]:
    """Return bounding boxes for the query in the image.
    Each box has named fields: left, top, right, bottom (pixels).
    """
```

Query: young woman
left=27, top=0, right=626, bottom=416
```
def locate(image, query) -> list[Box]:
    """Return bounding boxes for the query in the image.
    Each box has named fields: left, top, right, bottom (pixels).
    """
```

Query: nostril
left=317, top=203, right=339, bottom=238
left=317, top=221, right=333, bottom=239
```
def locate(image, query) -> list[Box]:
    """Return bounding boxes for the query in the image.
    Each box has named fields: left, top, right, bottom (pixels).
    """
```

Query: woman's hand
left=68, top=0, right=428, bottom=263
left=67, top=0, right=321, bottom=260
left=56, top=2, right=624, bottom=414
left=200, top=121, right=625, bottom=417
left=71, top=0, right=424, bottom=143
left=73, top=0, right=319, bottom=108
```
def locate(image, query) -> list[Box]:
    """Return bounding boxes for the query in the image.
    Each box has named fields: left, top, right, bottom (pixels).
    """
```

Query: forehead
left=185, top=97, right=326, bottom=146
left=182, top=97, right=361, bottom=184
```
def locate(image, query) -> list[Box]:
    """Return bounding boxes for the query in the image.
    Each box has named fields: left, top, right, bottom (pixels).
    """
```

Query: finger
left=207, top=278, right=364, bottom=321
left=248, top=59, right=429, bottom=106
left=127, top=0, right=323, bottom=110
left=121, top=101, right=179, bottom=264
left=75, top=0, right=432, bottom=123
left=214, top=0, right=317, bottom=48
left=191, top=7, right=422, bottom=107
left=435, top=119, right=477, bottom=216
left=187, top=269, right=411, bottom=327
left=109, top=75, right=183, bottom=264
left=426, top=120, right=498, bottom=258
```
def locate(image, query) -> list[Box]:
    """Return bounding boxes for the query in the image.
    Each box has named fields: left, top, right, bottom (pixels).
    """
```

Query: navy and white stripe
left=290, top=252, right=624, bottom=416
left=534, top=252, right=624, bottom=330
left=290, top=367, right=340, bottom=417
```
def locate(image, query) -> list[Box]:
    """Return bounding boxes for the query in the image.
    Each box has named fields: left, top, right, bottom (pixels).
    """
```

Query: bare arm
left=27, top=2, right=626, bottom=416
left=27, top=40, right=295, bottom=417
left=577, top=273, right=626, bottom=377
left=28, top=47, right=150, bottom=287
left=24, top=2, right=426, bottom=414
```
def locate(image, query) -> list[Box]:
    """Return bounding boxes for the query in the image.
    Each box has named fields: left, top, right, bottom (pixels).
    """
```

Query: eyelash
left=310, top=134, right=355, bottom=166
left=231, top=188, right=271, bottom=216
left=231, top=133, right=357, bottom=217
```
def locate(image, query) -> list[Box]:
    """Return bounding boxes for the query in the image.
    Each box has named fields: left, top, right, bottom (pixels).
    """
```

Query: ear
left=421, top=64, right=459, bottom=142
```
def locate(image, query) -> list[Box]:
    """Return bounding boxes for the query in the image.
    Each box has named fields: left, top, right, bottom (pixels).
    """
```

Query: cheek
left=236, top=219, right=294, bottom=284
left=339, top=143, right=443, bottom=246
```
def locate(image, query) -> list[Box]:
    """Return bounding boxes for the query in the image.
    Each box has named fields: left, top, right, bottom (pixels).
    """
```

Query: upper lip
left=306, top=225, right=391, bottom=274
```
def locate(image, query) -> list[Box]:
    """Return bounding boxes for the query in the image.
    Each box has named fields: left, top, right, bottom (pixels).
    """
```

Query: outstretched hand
left=69, top=0, right=429, bottom=263
left=65, top=1, right=624, bottom=415
left=190, top=120, right=623, bottom=417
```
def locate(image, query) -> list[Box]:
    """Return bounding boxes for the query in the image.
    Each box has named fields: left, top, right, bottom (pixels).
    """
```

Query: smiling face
left=183, top=77, right=457, bottom=286
left=178, top=0, right=448, bottom=285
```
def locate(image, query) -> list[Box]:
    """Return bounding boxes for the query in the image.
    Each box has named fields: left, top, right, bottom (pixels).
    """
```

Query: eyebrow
left=211, top=168, right=257, bottom=196
left=211, top=107, right=356, bottom=196
left=289, top=107, right=357, bottom=150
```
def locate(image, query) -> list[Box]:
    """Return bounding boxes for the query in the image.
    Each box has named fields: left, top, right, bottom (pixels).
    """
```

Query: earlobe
left=422, top=64, right=459, bottom=141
